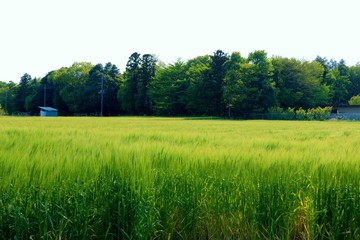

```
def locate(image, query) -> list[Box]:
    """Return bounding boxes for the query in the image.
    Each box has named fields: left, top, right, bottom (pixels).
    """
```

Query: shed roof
left=39, top=106, right=58, bottom=112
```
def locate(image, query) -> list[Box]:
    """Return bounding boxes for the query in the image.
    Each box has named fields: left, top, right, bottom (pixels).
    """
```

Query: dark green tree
left=43, top=71, right=70, bottom=115
left=240, top=50, right=276, bottom=113
left=184, top=55, right=211, bottom=115
left=207, top=50, right=229, bottom=115
left=184, top=50, right=228, bottom=116
left=0, top=81, right=17, bottom=114
left=118, top=52, right=142, bottom=114
left=273, top=58, right=329, bottom=109
left=30, top=72, right=57, bottom=115
left=136, top=54, right=157, bottom=115
left=149, top=61, right=188, bottom=115
left=47, top=62, right=93, bottom=114
left=0, top=82, right=10, bottom=114
left=349, top=64, right=360, bottom=98
left=80, top=62, right=121, bottom=115
left=315, top=56, right=331, bottom=82
left=15, top=73, right=32, bottom=112
left=326, top=59, right=350, bottom=106
left=223, top=52, right=246, bottom=117
left=102, top=62, right=121, bottom=115
left=24, top=78, right=41, bottom=114
left=84, top=64, right=104, bottom=114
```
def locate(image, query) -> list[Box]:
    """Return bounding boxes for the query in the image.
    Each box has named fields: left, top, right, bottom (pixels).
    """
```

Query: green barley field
left=0, top=117, right=359, bottom=239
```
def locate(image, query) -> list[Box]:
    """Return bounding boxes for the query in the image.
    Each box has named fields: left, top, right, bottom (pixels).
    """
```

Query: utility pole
left=99, top=76, right=104, bottom=117
left=43, top=83, right=46, bottom=107
left=5, top=91, right=8, bottom=114
left=228, top=97, right=231, bottom=118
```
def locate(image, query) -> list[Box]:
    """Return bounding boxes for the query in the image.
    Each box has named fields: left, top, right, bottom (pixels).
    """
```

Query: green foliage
left=16, top=73, right=32, bottom=112
left=184, top=55, right=212, bottom=115
left=348, top=95, right=360, bottom=105
left=48, top=62, right=94, bottom=113
left=4, top=51, right=360, bottom=117
left=236, top=50, right=276, bottom=113
left=118, top=52, right=142, bottom=114
left=185, top=50, right=229, bottom=116
left=295, top=107, right=306, bottom=120
left=119, top=53, right=157, bottom=115
left=223, top=52, right=245, bottom=117
left=0, top=104, right=5, bottom=115
left=149, top=61, right=188, bottom=116
left=0, top=81, right=17, bottom=114
left=43, top=62, right=120, bottom=116
left=268, top=106, right=332, bottom=120
left=272, top=58, right=330, bottom=109
left=349, top=65, right=360, bottom=97
left=136, top=54, right=157, bottom=115
left=86, top=63, right=121, bottom=115
left=0, top=117, right=359, bottom=239
left=324, top=60, right=351, bottom=106
left=207, top=50, right=229, bottom=115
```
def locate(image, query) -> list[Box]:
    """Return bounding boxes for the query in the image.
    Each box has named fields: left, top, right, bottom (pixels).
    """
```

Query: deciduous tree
left=149, top=61, right=188, bottom=115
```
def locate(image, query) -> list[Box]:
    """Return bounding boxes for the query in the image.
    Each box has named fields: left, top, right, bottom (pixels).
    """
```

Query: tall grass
left=0, top=117, right=359, bottom=239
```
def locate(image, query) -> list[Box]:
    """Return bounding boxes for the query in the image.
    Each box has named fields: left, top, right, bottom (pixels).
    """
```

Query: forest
left=1, top=50, right=360, bottom=117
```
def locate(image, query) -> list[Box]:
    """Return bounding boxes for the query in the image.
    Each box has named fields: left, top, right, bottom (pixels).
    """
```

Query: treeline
left=1, top=50, right=360, bottom=117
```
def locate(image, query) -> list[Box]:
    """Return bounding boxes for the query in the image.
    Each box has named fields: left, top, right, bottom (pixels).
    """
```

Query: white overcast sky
left=1, top=0, right=359, bottom=82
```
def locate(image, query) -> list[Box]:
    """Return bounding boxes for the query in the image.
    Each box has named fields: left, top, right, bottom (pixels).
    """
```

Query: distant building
left=332, top=105, right=360, bottom=120
left=39, top=107, right=58, bottom=117
left=333, top=105, right=360, bottom=114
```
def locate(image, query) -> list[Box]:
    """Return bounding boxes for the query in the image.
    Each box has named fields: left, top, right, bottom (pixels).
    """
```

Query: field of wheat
left=0, top=117, right=359, bottom=239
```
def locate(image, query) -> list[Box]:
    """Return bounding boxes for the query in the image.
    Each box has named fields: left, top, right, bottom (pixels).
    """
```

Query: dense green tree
left=24, top=78, right=41, bottom=114
left=0, top=81, right=17, bottom=114
left=0, top=104, right=4, bottom=115
left=349, top=64, right=360, bottom=97
left=326, top=60, right=350, bottom=106
left=3, top=50, right=360, bottom=117
left=136, top=54, right=157, bottom=115
left=239, top=50, right=276, bottom=113
left=207, top=50, right=229, bottom=115
left=185, top=50, right=229, bottom=116
left=47, top=62, right=93, bottom=114
left=118, top=52, right=142, bottom=114
left=0, top=81, right=7, bottom=89
left=100, top=62, right=121, bottom=115
left=39, top=71, right=69, bottom=114
left=0, top=82, right=9, bottom=114
left=15, top=73, right=32, bottom=112
left=149, top=61, right=188, bottom=115
left=273, top=58, right=329, bottom=109
left=315, top=56, right=331, bottom=82
left=338, top=59, right=349, bottom=76
left=223, top=52, right=245, bottom=117
left=302, top=61, right=330, bottom=107
left=185, top=55, right=211, bottom=115
left=84, top=64, right=104, bottom=114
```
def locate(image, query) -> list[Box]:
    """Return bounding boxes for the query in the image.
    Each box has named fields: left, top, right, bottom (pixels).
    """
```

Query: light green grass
left=0, top=117, right=359, bottom=239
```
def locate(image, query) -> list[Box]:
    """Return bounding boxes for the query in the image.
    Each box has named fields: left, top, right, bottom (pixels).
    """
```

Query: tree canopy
left=1, top=51, right=359, bottom=117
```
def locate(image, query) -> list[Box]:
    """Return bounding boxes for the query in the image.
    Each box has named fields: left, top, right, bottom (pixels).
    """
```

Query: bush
left=349, top=95, right=360, bottom=105
left=268, top=107, right=284, bottom=114
left=308, top=106, right=332, bottom=121
left=268, top=106, right=332, bottom=121
left=295, top=108, right=306, bottom=120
